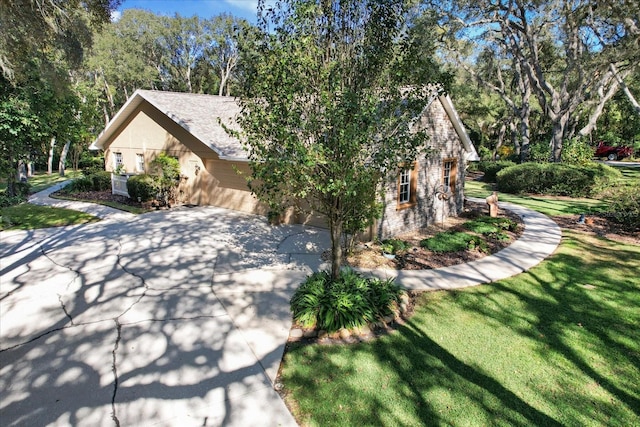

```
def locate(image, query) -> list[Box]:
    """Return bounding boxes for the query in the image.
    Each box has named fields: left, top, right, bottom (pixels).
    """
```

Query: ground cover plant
left=290, top=269, right=403, bottom=333
left=348, top=211, right=522, bottom=270
left=419, top=231, right=487, bottom=253
left=51, top=190, right=148, bottom=214
left=496, top=162, right=620, bottom=197
left=280, top=231, right=640, bottom=426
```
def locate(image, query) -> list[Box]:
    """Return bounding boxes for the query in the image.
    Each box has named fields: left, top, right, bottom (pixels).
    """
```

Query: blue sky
left=115, top=0, right=266, bottom=22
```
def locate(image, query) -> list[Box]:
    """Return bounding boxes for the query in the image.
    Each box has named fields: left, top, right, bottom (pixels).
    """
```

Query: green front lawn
left=0, top=171, right=82, bottom=194
left=281, top=230, right=640, bottom=426
left=464, top=180, right=607, bottom=216
left=0, top=203, right=98, bottom=231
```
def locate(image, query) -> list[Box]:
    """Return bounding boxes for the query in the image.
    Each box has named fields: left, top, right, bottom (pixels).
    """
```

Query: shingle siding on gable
left=377, top=97, right=467, bottom=238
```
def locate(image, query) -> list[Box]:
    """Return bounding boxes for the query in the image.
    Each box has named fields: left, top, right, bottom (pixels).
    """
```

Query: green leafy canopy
left=235, top=0, right=445, bottom=278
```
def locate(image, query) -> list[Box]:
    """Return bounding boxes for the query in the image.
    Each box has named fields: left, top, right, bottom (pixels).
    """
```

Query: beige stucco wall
left=103, top=102, right=264, bottom=215
left=376, top=97, right=467, bottom=238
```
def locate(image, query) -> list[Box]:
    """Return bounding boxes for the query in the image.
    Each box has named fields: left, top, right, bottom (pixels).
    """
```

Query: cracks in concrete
left=38, top=241, right=81, bottom=289
left=114, top=238, right=150, bottom=319
left=57, top=293, right=75, bottom=325
left=111, top=319, right=122, bottom=427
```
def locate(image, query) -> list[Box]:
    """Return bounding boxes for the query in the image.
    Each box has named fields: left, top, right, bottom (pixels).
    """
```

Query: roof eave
left=438, top=94, right=480, bottom=161
left=90, top=90, right=146, bottom=150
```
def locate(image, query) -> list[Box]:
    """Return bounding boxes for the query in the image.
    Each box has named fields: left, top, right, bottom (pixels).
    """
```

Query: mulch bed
left=52, top=189, right=145, bottom=207
left=346, top=201, right=524, bottom=271
left=551, top=214, right=639, bottom=245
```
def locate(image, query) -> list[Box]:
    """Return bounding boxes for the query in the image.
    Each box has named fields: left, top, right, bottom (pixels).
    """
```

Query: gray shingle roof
left=91, top=90, right=247, bottom=160
left=138, top=90, right=246, bottom=160
left=93, top=89, right=478, bottom=162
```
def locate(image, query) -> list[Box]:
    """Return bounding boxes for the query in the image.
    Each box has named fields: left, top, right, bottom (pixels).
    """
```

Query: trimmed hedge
left=496, top=162, right=621, bottom=197
left=66, top=176, right=94, bottom=192
left=66, top=172, right=112, bottom=193
left=478, top=160, right=517, bottom=182
left=90, top=171, right=112, bottom=191
left=126, top=174, right=157, bottom=202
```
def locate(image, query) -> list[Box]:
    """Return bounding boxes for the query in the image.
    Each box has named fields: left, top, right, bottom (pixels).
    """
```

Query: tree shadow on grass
left=281, top=231, right=639, bottom=426
left=426, top=231, right=640, bottom=424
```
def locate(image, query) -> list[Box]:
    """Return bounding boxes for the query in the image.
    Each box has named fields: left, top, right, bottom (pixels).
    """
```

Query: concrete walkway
left=361, top=197, right=562, bottom=289
left=1, top=187, right=561, bottom=426
left=28, top=181, right=136, bottom=222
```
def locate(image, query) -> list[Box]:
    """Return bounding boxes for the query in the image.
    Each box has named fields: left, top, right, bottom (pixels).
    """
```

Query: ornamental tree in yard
left=235, top=0, right=443, bottom=279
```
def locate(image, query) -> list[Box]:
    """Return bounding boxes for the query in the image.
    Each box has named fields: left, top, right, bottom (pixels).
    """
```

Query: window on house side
left=113, top=152, right=123, bottom=170
left=397, top=162, right=417, bottom=208
left=399, top=169, right=411, bottom=204
left=443, top=159, right=457, bottom=193
left=136, top=154, right=145, bottom=172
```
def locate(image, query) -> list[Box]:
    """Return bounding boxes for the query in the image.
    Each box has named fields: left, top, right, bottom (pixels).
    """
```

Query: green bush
left=420, top=231, right=488, bottom=253
left=380, top=238, right=410, bottom=255
left=151, top=153, right=181, bottom=201
left=13, top=181, right=31, bottom=197
left=528, top=142, right=550, bottom=163
left=562, top=137, right=594, bottom=165
left=496, top=162, right=621, bottom=197
left=78, top=153, right=104, bottom=170
left=290, top=269, right=403, bottom=332
left=90, top=171, right=112, bottom=191
left=478, top=160, right=517, bottom=182
left=600, top=186, right=640, bottom=230
left=127, top=174, right=157, bottom=202
left=66, top=176, right=94, bottom=193
left=0, top=191, right=26, bottom=208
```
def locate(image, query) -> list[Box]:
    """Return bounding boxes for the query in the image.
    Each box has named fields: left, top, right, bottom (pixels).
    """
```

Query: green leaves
left=236, top=0, right=444, bottom=277
left=290, top=269, right=403, bottom=332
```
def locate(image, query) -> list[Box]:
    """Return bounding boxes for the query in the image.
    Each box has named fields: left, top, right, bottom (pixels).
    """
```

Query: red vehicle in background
left=594, top=141, right=634, bottom=160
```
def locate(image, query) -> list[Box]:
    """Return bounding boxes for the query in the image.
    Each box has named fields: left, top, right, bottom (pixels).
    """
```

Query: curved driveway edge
left=359, top=197, right=562, bottom=290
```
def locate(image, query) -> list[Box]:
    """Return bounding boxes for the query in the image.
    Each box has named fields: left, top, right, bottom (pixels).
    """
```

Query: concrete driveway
left=1, top=206, right=330, bottom=426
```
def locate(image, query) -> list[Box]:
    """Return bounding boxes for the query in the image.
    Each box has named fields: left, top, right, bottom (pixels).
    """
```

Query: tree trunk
left=495, top=121, right=506, bottom=160
left=18, top=160, right=27, bottom=182
left=550, top=112, right=569, bottom=162
left=330, top=217, right=343, bottom=281
left=59, top=140, right=71, bottom=176
left=578, top=68, right=622, bottom=136
left=519, top=104, right=531, bottom=162
left=510, top=120, right=520, bottom=156
left=610, top=63, right=640, bottom=115
left=47, top=136, right=56, bottom=175
left=218, top=69, right=228, bottom=96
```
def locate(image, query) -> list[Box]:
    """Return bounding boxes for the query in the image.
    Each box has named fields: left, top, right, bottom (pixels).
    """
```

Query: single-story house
left=91, top=89, right=479, bottom=238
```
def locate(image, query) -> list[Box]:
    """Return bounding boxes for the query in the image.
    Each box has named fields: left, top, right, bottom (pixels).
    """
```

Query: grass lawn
left=280, top=230, right=640, bottom=426
left=0, top=171, right=82, bottom=193
left=1, top=203, right=98, bottom=231
left=464, top=180, right=608, bottom=216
